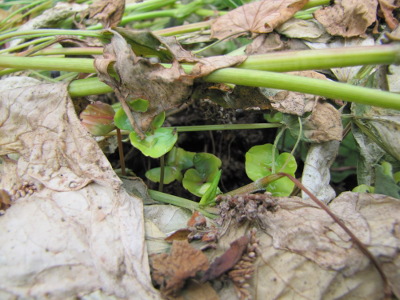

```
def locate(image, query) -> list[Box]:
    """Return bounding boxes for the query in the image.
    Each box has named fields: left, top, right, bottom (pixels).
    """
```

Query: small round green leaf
left=145, top=166, right=181, bottom=184
left=245, top=144, right=277, bottom=181
left=193, top=153, right=222, bottom=180
left=166, top=147, right=195, bottom=170
left=130, top=127, right=178, bottom=158
left=245, top=143, right=297, bottom=197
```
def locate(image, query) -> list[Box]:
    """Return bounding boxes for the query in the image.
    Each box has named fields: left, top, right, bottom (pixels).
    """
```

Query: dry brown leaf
left=88, top=0, right=125, bottom=28
left=378, top=0, right=400, bottom=30
left=202, top=235, right=250, bottom=282
left=94, top=30, right=193, bottom=135
left=150, top=240, right=210, bottom=297
left=314, top=0, right=378, bottom=37
left=0, top=189, right=11, bottom=210
left=303, top=101, right=343, bottom=142
left=217, top=192, right=400, bottom=299
left=211, top=0, right=308, bottom=40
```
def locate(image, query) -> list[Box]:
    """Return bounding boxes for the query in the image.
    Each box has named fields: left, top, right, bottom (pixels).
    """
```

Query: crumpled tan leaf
left=303, top=101, right=343, bottom=142
left=88, top=0, right=125, bottom=28
left=0, top=79, right=160, bottom=299
left=211, top=0, right=308, bottom=40
left=314, top=0, right=378, bottom=37
left=94, top=30, right=193, bottom=135
left=217, top=192, right=400, bottom=299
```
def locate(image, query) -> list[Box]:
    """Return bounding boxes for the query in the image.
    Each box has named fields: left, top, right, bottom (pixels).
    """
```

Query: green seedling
left=182, top=152, right=222, bottom=197
left=245, top=143, right=297, bottom=196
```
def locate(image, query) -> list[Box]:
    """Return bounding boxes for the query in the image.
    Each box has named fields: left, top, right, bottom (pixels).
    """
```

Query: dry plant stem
left=115, top=89, right=145, bottom=139
left=278, top=172, right=392, bottom=299
left=116, top=128, right=126, bottom=176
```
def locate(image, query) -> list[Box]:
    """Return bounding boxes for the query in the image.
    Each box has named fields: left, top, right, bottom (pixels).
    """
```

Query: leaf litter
left=1, top=0, right=400, bottom=299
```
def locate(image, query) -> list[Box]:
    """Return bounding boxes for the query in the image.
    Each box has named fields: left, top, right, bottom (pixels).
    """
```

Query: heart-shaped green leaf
left=245, top=144, right=297, bottom=196
left=182, top=153, right=221, bottom=197
left=166, top=147, right=195, bottom=170
left=130, top=127, right=178, bottom=158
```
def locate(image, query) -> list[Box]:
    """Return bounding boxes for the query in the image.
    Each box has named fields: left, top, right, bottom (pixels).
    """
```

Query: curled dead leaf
left=94, top=30, right=193, bottom=135
left=202, top=235, right=250, bottom=282
left=314, top=0, right=378, bottom=38
left=378, top=0, right=400, bottom=30
left=211, top=0, right=308, bottom=40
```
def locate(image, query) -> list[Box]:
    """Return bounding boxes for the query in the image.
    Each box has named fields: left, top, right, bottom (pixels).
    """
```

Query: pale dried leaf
left=276, top=18, right=330, bottom=42
left=0, top=82, right=119, bottom=190
left=314, top=0, right=378, bottom=37
left=301, top=141, right=339, bottom=203
left=211, top=0, right=308, bottom=40
left=0, top=81, right=159, bottom=299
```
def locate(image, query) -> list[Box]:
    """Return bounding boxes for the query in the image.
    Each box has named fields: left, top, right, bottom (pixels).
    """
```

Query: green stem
left=32, top=47, right=104, bottom=56
left=0, top=37, right=53, bottom=55
left=148, top=189, right=217, bottom=218
left=1, top=45, right=400, bottom=109
left=225, top=173, right=284, bottom=195
left=302, top=0, right=330, bottom=9
left=154, top=20, right=211, bottom=36
left=0, top=29, right=102, bottom=44
left=175, top=123, right=282, bottom=132
left=238, top=44, right=400, bottom=72
left=200, top=67, right=400, bottom=109
left=125, top=0, right=177, bottom=13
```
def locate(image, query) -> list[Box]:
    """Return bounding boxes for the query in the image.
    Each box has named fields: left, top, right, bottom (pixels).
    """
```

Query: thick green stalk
left=200, top=67, right=400, bottom=110
left=1, top=46, right=400, bottom=109
left=148, top=189, right=217, bottom=218
left=239, top=44, right=400, bottom=72
left=125, top=0, right=177, bottom=12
